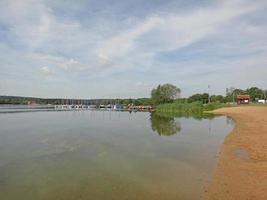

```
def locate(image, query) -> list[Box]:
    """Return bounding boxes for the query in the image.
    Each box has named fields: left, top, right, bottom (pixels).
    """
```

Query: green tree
left=225, top=87, right=245, bottom=102
left=133, top=99, right=141, bottom=105
left=151, top=84, right=181, bottom=105
left=210, top=95, right=224, bottom=103
left=187, top=93, right=209, bottom=104
left=246, top=87, right=263, bottom=101
left=225, top=87, right=235, bottom=103
left=150, top=113, right=181, bottom=136
left=122, top=98, right=133, bottom=106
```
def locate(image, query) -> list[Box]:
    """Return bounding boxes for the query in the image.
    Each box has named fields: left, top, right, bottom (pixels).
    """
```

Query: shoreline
left=204, top=106, right=267, bottom=200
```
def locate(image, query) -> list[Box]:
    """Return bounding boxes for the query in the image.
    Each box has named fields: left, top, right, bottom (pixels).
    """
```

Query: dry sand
left=204, top=106, right=267, bottom=200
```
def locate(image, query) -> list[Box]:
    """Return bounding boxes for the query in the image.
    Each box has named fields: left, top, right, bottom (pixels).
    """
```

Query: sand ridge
left=204, top=106, right=267, bottom=200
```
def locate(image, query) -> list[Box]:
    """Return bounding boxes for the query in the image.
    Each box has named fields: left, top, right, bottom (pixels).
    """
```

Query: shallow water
left=0, top=110, right=233, bottom=200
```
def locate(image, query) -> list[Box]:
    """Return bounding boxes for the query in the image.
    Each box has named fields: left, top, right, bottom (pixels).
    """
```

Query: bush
left=156, top=102, right=233, bottom=115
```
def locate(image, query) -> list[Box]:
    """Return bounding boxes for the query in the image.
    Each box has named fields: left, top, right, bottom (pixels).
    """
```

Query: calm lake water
left=0, top=109, right=234, bottom=200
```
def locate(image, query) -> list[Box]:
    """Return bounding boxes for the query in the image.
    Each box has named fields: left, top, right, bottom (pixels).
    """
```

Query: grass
left=203, top=102, right=235, bottom=111
left=156, top=101, right=235, bottom=115
left=156, top=101, right=267, bottom=118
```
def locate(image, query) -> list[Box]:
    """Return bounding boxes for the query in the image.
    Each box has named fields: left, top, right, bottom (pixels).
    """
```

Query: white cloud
left=135, top=81, right=153, bottom=88
left=40, top=66, right=54, bottom=76
left=31, top=54, right=88, bottom=71
left=0, top=0, right=82, bottom=49
left=97, top=53, right=113, bottom=65
left=0, top=0, right=266, bottom=97
left=97, top=16, right=162, bottom=60
left=2, top=0, right=266, bottom=72
left=97, top=0, right=266, bottom=64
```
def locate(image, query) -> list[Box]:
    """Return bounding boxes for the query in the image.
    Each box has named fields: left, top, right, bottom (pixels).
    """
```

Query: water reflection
left=226, top=116, right=235, bottom=125
left=150, top=113, right=181, bottom=136
left=157, top=112, right=216, bottom=121
left=0, top=110, right=234, bottom=200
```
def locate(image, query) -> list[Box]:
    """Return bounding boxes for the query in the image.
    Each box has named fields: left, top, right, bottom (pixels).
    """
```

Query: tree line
left=0, top=85, right=266, bottom=105
left=150, top=84, right=267, bottom=105
left=0, top=95, right=152, bottom=106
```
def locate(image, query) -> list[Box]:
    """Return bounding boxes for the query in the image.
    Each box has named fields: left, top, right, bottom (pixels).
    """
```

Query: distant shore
left=204, top=106, right=267, bottom=200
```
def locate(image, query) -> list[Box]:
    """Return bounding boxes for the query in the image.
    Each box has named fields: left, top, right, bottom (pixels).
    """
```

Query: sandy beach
left=204, top=106, right=267, bottom=200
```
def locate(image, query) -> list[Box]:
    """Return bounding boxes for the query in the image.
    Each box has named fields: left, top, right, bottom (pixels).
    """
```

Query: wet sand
left=204, top=106, right=267, bottom=200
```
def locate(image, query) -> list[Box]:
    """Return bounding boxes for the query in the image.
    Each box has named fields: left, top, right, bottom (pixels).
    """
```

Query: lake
left=0, top=109, right=234, bottom=200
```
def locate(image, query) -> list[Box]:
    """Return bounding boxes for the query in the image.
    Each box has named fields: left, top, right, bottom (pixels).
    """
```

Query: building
left=236, top=95, right=250, bottom=104
left=258, top=99, right=266, bottom=104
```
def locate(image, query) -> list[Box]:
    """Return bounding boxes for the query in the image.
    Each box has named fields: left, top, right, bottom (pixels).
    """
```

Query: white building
left=258, top=99, right=266, bottom=104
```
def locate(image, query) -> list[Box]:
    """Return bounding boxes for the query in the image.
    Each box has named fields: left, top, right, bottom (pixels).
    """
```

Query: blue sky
left=0, top=0, right=266, bottom=98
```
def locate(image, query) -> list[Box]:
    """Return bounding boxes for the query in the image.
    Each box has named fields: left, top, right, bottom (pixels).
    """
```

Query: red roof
left=237, top=95, right=250, bottom=100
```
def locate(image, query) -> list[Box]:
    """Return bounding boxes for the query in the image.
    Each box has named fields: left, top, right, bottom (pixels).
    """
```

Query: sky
left=0, top=0, right=266, bottom=98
